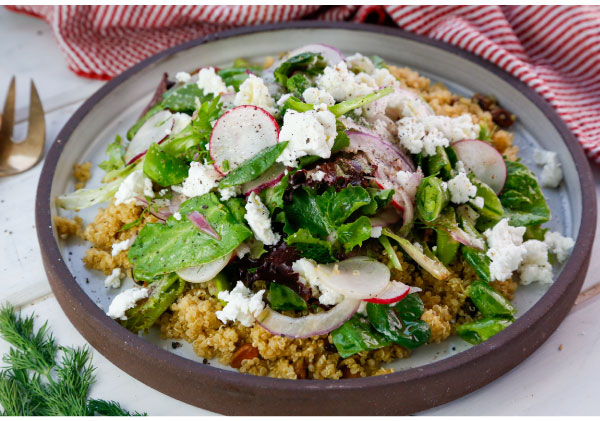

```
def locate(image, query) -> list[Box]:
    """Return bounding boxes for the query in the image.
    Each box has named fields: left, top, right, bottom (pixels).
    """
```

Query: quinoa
left=73, top=162, right=92, bottom=190
left=54, top=215, right=84, bottom=240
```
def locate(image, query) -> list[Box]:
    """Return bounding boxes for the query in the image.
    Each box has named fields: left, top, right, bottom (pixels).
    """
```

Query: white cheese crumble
left=104, top=268, right=124, bottom=289
left=114, top=170, right=154, bottom=205
left=518, top=240, right=553, bottom=285
left=111, top=237, right=134, bottom=257
left=218, top=185, right=241, bottom=201
left=310, top=170, right=326, bottom=182
left=372, top=68, right=397, bottom=87
left=533, top=149, right=563, bottom=188
left=544, top=231, right=574, bottom=263
left=172, top=161, right=221, bottom=198
left=316, top=61, right=375, bottom=101
left=234, top=74, right=276, bottom=114
left=422, top=114, right=479, bottom=143
left=276, top=108, right=337, bottom=167
left=235, top=243, right=251, bottom=259
left=216, top=281, right=265, bottom=327
left=471, top=196, right=485, bottom=209
left=345, top=53, right=375, bottom=74
left=447, top=172, right=477, bottom=204
left=302, top=87, right=335, bottom=107
left=293, top=258, right=344, bottom=306
left=173, top=212, right=182, bottom=221
left=371, top=226, right=383, bottom=238
left=397, top=117, right=448, bottom=156
left=106, top=287, right=149, bottom=320
left=484, top=219, right=527, bottom=282
left=276, top=93, right=292, bottom=107
left=175, top=71, right=191, bottom=84
left=244, top=192, right=280, bottom=246
left=196, top=66, right=233, bottom=97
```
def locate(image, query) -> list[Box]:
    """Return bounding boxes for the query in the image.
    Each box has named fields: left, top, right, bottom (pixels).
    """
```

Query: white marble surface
left=1, top=8, right=599, bottom=415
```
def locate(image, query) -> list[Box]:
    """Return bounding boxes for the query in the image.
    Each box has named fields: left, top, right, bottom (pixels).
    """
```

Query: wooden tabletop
left=1, top=9, right=599, bottom=415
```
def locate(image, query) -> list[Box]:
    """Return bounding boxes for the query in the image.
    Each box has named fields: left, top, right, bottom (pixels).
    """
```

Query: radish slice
left=315, top=256, right=390, bottom=300
left=176, top=252, right=232, bottom=283
left=241, top=163, right=286, bottom=196
left=257, top=297, right=360, bottom=339
left=453, top=139, right=507, bottom=194
left=125, top=110, right=174, bottom=164
left=369, top=207, right=401, bottom=227
left=210, top=105, right=280, bottom=175
left=363, top=281, right=411, bottom=304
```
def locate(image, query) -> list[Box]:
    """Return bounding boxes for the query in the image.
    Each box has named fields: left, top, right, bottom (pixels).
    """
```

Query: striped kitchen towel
left=6, top=5, right=600, bottom=163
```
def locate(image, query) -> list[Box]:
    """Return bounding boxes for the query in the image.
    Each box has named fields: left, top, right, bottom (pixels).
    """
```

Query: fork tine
left=0, top=76, right=16, bottom=141
left=24, top=79, right=45, bottom=148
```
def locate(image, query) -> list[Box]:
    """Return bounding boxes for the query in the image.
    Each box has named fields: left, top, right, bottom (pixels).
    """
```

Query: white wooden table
left=1, top=9, right=599, bottom=415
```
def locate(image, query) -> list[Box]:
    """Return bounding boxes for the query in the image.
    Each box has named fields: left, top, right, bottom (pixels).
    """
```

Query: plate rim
left=35, top=21, right=597, bottom=414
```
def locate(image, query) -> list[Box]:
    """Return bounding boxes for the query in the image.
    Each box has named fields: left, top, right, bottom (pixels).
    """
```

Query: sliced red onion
left=187, top=211, right=221, bottom=241
left=241, top=163, right=285, bottom=196
left=168, top=193, right=186, bottom=214
left=257, top=297, right=360, bottom=339
left=443, top=225, right=485, bottom=250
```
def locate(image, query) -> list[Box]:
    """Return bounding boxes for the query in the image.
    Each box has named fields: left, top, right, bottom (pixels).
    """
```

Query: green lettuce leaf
left=331, top=315, right=392, bottom=358
left=98, top=135, right=126, bottom=173
left=285, top=228, right=335, bottom=263
left=500, top=160, right=550, bottom=226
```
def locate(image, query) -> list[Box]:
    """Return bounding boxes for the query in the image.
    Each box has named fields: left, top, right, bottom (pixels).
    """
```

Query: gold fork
left=0, top=77, right=45, bottom=176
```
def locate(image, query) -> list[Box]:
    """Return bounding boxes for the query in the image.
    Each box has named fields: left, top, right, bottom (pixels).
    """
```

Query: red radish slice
left=210, top=105, right=280, bottom=175
left=125, top=110, right=174, bottom=164
left=453, top=139, right=507, bottom=194
left=176, top=252, right=232, bottom=283
left=363, top=281, right=411, bottom=304
left=369, top=207, right=401, bottom=227
left=315, top=256, right=390, bottom=300
left=241, top=163, right=286, bottom=196
left=257, top=297, right=360, bottom=339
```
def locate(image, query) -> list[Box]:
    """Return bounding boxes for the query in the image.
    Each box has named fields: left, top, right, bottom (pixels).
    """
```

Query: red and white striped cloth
left=7, top=5, right=600, bottom=164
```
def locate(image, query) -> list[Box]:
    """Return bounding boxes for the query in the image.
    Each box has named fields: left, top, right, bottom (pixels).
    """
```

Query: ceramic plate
left=36, top=22, right=596, bottom=415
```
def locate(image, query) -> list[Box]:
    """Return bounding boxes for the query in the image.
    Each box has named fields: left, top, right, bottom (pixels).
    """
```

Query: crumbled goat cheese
left=484, top=219, right=527, bottom=282
left=196, top=67, right=232, bottom=97
left=316, top=61, right=375, bottom=101
left=276, top=108, right=337, bottom=167
left=518, top=240, right=553, bottom=285
left=372, top=68, right=397, bottom=87
left=310, top=170, right=326, bottom=182
left=111, top=237, right=134, bottom=257
left=397, top=118, right=449, bottom=156
left=173, top=212, right=182, bottom=221
left=448, top=172, right=477, bottom=204
left=303, top=87, right=335, bottom=107
left=371, top=226, right=383, bottom=238
left=114, top=170, right=154, bottom=205
left=104, top=268, right=124, bottom=289
left=235, top=243, right=251, bottom=259
left=216, top=281, right=265, bottom=327
left=345, top=53, right=375, bottom=74
left=244, top=192, right=281, bottom=246
left=396, top=170, right=412, bottom=188
left=455, top=160, right=466, bottom=173
left=219, top=185, right=241, bottom=201
left=234, top=74, right=276, bottom=114
left=175, top=71, right=191, bottom=84
left=534, top=149, right=563, bottom=188
left=276, top=93, right=292, bottom=107
left=293, top=258, right=344, bottom=306
left=471, top=196, right=485, bottom=209
left=172, top=161, right=221, bottom=198
left=544, top=231, right=574, bottom=263
left=106, top=287, right=149, bottom=320
left=422, top=115, right=479, bottom=142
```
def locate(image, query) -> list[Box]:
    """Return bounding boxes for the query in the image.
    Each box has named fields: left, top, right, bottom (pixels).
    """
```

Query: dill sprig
left=0, top=304, right=144, bottom=416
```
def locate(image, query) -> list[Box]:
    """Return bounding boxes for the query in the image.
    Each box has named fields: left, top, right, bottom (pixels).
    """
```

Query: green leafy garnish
left=285, top=228, right=335, bottom=263
left=500, top=160, right=550, bottom=227
left=467, top=281, right=516, bottom=318
left=143, top=143, right=189, bottom=187
left=129, top=193, right=252, bottom=281
left=0, top=304, right=143, bottom=416
left=217, top=66, right=262, bottom=91
left=416, top=175, right=449, bottom=223
left=331, top=315, right=392, bottom=359
left=98, top=135, right=125, bottom=173
left=456, top=317, right=512, bottom=345
left=268, top=283, right=307, bottom=311
left=273, top=52, right=326, bottom=89
left=336, top=216, right=372, bottom=253
left=219, top=142, right=288, bottom=188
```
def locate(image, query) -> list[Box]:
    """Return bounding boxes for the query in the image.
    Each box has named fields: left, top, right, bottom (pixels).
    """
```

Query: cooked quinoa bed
left=55, top=63, right=522, bottom=379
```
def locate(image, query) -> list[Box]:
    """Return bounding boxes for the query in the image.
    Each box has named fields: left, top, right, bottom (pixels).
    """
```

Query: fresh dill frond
left=0, top=304, right=145, bottom=416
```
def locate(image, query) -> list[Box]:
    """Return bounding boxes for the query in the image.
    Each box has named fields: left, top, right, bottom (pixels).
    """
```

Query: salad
left=56, top=44, right=575, bottom=379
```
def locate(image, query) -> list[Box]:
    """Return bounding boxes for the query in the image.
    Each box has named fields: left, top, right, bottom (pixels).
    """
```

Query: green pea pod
left=470, top=177, right=504, bottom=221
left=426, top=146, right=452, bottom=179
left=435, top=229, right=459, bottom=266
left=468, top=281, right=516, bottom=318
left=462, top=247, right=492, bottom=283
left=416, top=176, right=450, bottom=223
left=328, top=86, right=393, bottom=117
left=143, top=143, right=189, bottom=187
left=218, top=142, right=289, bottom=188
left=379, top=236, right=402, bottom=270
left=456, top=317, right=512, bottom=345
left=269, top=283, right=307, bottom=311
left=121, top=273, right=186, bottom=333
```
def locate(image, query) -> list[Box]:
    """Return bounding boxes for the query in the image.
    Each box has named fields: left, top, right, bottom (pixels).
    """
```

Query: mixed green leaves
left=143, top=143, right=189, bottom=187
left=98, top=135, right=126, bottom=173
left=500, top=160, right=550, bottom=227
left=268, top=283, right=307, bottom=311
left=0, top=304, right=143, bottom=416
left=129, top=193, right=252, bottom=281
left=218, top=64, right=262, bottom=91
left=274, top=52, right=327, bottom=96
left=218, top=142, right=288, bottom=188
left=331, top=315, right=392, bottom=358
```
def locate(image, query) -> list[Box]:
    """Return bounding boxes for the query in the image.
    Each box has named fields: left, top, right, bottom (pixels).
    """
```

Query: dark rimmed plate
left=36, top=22, right=596, bottom=415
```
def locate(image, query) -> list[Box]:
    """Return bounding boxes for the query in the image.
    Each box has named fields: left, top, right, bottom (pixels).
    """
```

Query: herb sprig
left=0, top=304, right=144, bottom=416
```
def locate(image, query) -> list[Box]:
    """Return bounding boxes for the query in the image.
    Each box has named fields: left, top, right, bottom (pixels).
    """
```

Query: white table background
left=1, top=9, right=599, bottom=416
